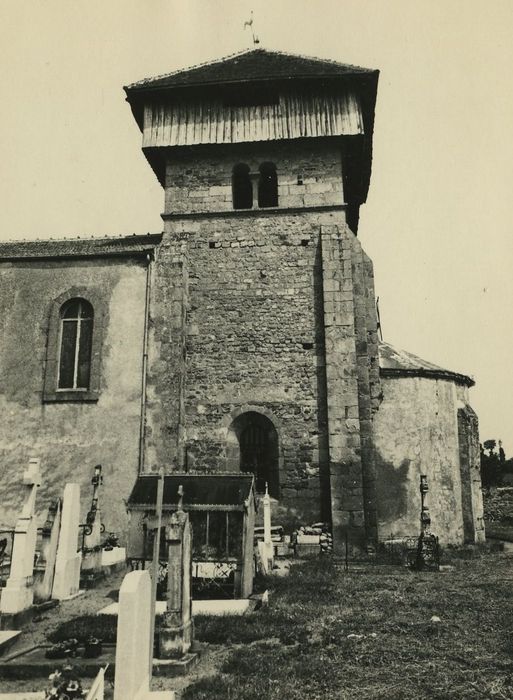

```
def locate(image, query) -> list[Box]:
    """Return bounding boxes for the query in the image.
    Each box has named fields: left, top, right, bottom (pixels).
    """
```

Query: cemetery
left=0, top=459, right=511, bottom=699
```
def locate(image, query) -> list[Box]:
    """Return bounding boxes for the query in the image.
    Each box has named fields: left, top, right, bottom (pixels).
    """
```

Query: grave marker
left=159, top=487, right=193, bottom=659
left=1, top=459, right=41, bottom=614
left=85, top=666, right=106, bottom=700
left=52, top=483, right=82, bottom=600
left=148, top=469, right=164, bottom=676
left=82, top=465, right=104, bottom=584
left=114, top=570, right=174, bottom=700
left=262, top=482, right=274, bottom=570
left=34, top=499, right=61, bottom=603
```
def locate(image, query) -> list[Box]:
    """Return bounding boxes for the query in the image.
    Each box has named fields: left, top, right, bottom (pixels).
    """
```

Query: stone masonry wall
left=0, top=258, right=147, bottom=536
left=164, top=139, right=344, bottom=215
left=319, top=225, right=380, bottom=553
left=457, top=397, right=485, bottom=542
left=149, top=210, right=337, bottom=524
left=373, top=375, right=466, bottom=545
left=144, top=138, right=364, bottom=526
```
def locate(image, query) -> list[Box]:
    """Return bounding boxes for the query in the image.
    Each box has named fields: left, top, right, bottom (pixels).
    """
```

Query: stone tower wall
left=143, top=138, right=381, bottom=535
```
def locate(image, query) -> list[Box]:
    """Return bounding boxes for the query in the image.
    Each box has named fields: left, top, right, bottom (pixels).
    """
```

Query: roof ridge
left=250, top=47, right=373, bottom=73
left=0, top=232, right=162, bottom=246
left=125, top=47, right=257, bottom=90
left=124, top=47, right=374, bottom=91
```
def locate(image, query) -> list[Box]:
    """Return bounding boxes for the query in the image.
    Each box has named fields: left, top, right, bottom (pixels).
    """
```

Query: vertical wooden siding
left=142, top=91, right=363, bottom=147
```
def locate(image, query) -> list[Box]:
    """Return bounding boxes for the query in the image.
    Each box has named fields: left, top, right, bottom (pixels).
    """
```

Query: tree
left=481, top=439, right=509, bottom=487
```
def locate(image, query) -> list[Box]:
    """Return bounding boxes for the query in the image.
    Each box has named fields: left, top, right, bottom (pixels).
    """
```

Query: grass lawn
left=185, top=551, right=513, bottom=700
left=2, top=550, right=512, bottom=699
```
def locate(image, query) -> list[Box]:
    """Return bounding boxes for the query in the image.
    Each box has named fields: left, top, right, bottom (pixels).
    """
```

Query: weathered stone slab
left=114, top=570, right=174, bottom=700
left=52, top=483, right=82, bottom=600
left=1, top=460, right=42, bottom=615
left=0, top=631, right=21, bottom=656
left=159, top=510, right=193, bottom=659
left=85, top=666, right=105, bottom=700
left=34, top=500, right=61, bottom=603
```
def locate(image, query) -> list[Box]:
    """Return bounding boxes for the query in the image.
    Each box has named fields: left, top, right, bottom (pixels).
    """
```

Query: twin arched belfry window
left=58, top=298, right=94, bottom=390
left=232, top=163, right=278, bottom=209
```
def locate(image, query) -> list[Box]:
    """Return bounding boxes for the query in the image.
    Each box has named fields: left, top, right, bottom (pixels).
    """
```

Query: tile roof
left=125, top=48, right=376, bottom=93
left=0, top=233, right=162, bottom=261
left=379, top=342, right=474, bottom=387
left=127, top=474, right=255, bottom=510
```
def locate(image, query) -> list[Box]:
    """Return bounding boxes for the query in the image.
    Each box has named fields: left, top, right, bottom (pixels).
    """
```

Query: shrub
left=47, top=613, right=164, bottom=644
left=47, top=615, right=118, bottom=644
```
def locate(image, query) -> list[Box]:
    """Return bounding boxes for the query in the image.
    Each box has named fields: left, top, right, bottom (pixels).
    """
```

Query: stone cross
left=0, top=458, right=42, bottom=614
left=52, top=483, right=82, bottom=600
left=82, top=465, right=104, bottom=580
left=159, top=488, right=193, bottom=659
left=114, top=569, right=174, bottom=700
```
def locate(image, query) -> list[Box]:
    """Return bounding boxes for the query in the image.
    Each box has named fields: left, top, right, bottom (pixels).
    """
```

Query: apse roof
left=379, top=342, right=474, bottom=387
left=124, top=48, right=376, bottom=93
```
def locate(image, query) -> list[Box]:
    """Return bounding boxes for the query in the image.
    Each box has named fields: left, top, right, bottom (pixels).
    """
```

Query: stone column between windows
left=250, top=171, right=259, bottom=209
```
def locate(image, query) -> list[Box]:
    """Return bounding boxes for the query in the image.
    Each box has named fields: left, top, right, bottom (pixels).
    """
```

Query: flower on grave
left=65, top=680, right=80, bottom=692
left=49, top=670, right=62, bottom=684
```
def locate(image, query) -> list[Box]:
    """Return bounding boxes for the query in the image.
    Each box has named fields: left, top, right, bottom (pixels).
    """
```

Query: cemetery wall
left=0, top=257, right=146, bottom=533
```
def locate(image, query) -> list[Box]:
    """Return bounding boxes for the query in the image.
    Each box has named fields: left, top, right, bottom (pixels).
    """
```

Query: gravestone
left=34, top=499, right=61, bottom=603
left=262, top=483, right=274, bottom=570
left=82, top=465, right=104, bottom=584
left=114, top=569, right=174, bottom=700
left=159, top=500, right=193, bottom=659
left=85, top=666, right=106, bottom=700
left=52, top=483, right=82, bottom=600
left=1, top=459, right=42, bottom=614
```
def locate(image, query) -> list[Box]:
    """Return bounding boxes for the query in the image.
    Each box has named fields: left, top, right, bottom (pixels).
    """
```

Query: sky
left=1, top=0, right=512, bottom=451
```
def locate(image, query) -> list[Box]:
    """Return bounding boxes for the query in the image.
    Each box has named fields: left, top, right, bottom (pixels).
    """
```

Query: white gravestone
left=1, top=459, right=42, bottom=614
left=85, top=666, right=106, bottom=700
left=263, top=483, right=274, bottom=566
left=52, top=483, right=82, bottom=600
left=34, top=499, right=61, bottom=603
left=258, top=483, right=274, bottom=574
left=114, top=570, right=174, bottom=700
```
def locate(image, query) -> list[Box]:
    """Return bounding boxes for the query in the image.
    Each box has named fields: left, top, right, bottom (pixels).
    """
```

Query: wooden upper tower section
left=124, top=48, right=379, bottom=207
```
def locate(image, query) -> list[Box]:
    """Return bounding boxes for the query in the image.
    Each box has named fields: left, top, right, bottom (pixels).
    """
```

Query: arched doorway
left=226, top=411, right=280, bottom=498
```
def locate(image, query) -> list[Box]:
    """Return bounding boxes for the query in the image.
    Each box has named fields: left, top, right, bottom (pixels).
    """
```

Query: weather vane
left=244, top=10, right=260, bottom=46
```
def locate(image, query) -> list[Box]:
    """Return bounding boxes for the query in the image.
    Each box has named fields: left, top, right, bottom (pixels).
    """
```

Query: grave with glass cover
left=126, top=474, right=256, bottom=599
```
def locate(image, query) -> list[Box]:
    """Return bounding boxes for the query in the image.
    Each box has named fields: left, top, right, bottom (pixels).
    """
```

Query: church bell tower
left=124, top=49, right=381, bottom=554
